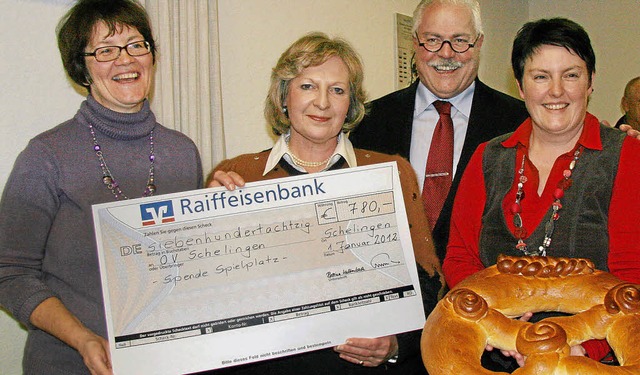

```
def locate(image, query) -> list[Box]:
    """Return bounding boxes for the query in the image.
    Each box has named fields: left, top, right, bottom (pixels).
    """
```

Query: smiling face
left=413, top=2, right=483, bottom=99
left=84, top=21, right=154, bottom=113
left=285, top=56, right=351, bottom=150
left=518, top=44, right=594, bottom=139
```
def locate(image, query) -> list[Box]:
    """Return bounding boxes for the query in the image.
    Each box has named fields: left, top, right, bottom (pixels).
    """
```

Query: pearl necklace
left=285, top=142, right=331, bottom=168
left=89, top=124, right=156, bottom=200
left=511, top=146, right=583, bottom=256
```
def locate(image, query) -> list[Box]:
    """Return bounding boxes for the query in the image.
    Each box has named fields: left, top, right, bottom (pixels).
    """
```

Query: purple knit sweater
left=0, top=96, right=203, bottom=374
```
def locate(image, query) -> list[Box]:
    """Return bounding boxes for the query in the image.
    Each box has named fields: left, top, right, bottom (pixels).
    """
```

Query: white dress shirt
left=263, top=132, right=358, bottom=175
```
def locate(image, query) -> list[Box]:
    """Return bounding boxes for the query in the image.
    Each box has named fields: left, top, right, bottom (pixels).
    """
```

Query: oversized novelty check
left=93, top=162, right=425, bottom=375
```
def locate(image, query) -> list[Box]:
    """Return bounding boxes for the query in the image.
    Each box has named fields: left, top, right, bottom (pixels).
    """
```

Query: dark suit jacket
left=349, top=79, right=528, bottom=261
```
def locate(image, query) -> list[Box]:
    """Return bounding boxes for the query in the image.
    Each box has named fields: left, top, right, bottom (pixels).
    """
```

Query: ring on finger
left=359, top=360, right=364, bottom=365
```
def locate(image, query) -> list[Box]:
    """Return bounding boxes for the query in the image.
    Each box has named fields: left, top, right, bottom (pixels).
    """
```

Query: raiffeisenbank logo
left=140, top=201, right=176, bottom=226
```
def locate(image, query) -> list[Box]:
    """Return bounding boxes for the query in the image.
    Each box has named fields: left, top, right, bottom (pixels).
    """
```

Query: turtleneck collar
left=76, top=95, right=156, bottom=140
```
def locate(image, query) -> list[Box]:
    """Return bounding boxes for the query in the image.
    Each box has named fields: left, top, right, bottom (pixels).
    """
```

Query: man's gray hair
left=412, top=0, right=483, bottom=36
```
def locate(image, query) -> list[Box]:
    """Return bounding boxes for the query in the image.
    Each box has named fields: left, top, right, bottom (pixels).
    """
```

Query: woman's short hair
left=265, top=32, right=368, bottom=135
left=57, top=0, right=156, bottom=90
left=512, top=18, right=595, bottom=86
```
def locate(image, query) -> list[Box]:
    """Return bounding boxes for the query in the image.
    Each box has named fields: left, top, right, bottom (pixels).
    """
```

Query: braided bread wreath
left=421, top=255, right=640, bottom=374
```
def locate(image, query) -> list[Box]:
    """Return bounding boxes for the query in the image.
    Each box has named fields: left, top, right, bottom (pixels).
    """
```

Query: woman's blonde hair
left=265, top=32, right=368, bottom=135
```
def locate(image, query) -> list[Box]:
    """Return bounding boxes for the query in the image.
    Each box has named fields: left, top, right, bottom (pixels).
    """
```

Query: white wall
left=0, top=0, right=82, bottom=187
left=1, top=0, right=637, bottom=373
left=477, top=0, right=528, bottom=96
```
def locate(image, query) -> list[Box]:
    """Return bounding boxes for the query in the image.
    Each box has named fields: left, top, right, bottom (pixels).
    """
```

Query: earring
left=82, top=74, right=92, bottom=87
left=282, top=106, right=288, bottom=114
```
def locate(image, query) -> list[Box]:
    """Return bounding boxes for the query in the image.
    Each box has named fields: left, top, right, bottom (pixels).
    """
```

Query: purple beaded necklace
left=510, top=146, right=583, bottom=256
left=89, top=124, right=156, bottom=200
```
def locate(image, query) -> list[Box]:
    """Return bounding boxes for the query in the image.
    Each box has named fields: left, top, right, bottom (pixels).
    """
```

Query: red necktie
left=422, top=100, right=454, bottom=230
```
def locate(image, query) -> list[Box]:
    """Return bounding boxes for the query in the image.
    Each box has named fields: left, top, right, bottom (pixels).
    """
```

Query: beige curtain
left=142, top=0, right=225, bottom=178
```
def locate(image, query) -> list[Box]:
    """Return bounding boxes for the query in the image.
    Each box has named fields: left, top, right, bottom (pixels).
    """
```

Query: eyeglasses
left=415, top=32, right=480, bottom=54
left=81, top=40, right=151, bottom=62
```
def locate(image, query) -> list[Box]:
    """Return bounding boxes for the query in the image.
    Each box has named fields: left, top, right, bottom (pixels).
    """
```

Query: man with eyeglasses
left=349, top=0, right=528, bottom=265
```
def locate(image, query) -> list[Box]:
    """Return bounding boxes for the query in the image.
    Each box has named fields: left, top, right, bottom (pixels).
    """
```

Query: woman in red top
left=443, top=17, right=640, bottom=367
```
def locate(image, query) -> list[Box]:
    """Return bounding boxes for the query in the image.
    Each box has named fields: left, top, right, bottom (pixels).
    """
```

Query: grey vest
left=478, top=125, right=625, bottom=271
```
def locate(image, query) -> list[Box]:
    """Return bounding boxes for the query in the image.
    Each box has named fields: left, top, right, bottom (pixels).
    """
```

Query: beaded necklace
left=510, top=146, right=583, bottom=256
left=285, top=140, right=331, bottom=168
left=89, top=124, right=156, bottom=200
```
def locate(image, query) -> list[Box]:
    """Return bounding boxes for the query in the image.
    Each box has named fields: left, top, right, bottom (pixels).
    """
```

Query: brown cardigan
left=208, top=148, right=443, bottom=283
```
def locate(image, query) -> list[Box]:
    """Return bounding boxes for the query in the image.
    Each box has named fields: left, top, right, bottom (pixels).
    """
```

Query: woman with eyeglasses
left=0, top=1, right=202, bottom=373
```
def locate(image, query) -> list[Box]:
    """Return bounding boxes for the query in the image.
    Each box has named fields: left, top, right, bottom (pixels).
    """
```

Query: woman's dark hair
left=56, top=0, right=156, bottom=90
left=511, top=18, right=595, bottom=86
